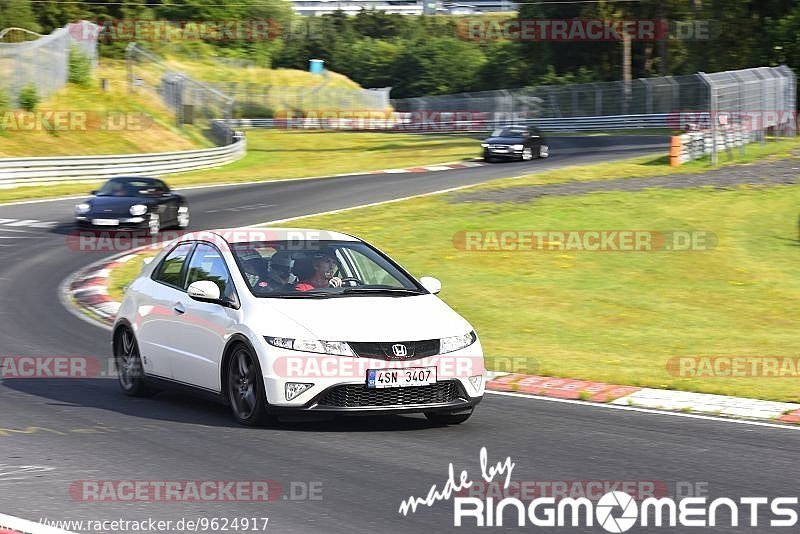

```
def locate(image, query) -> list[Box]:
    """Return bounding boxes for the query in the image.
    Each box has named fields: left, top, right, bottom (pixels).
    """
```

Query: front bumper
left=267, top=381, right=482, bottom=416
left=483, top=147, right=523, bottom=159
left=259, top=339, right=486, bottom=415
left=75, top=216, right=149, bottom=230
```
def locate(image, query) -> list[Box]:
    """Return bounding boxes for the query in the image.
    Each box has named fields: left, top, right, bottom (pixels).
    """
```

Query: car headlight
left=265, top=336, right=356, bottom=357
left=129, top=204, right=148, bottom=216
left=75, top=203, right=91, bottom=214
left=511, top=144, right=524, bottom=150
left=440, top=331, right=477, bottom=354
left=480, top=143, right=489, bottom=148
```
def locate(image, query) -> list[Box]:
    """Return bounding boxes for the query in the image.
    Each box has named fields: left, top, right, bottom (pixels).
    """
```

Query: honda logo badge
left=391, top=344, right=408, bottom=358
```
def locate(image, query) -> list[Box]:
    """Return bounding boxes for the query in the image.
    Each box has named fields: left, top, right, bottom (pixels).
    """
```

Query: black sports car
left=74, top=176, right=190, bottom=235
left=481, top=125, right=549, bottom=162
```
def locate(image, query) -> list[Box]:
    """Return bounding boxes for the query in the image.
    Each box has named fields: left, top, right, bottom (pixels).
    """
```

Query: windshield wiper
left=340, top=287, right=424, bottom=296
left=270, top=291, right=337, bottom=299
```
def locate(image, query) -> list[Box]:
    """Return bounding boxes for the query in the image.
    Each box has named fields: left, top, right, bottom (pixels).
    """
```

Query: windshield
left=230, top=240, right=425, bottom=298
left=491, top=127, right=528, bottom=138
left=96, top=178, right=167, bottom=197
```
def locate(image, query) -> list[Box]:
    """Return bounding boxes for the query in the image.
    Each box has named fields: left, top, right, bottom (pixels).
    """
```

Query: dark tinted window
left=96, top=178, right=163, bottom=197
left=185, top=243, right=234, bottom=299
left=154, top=243, right=194, bottom=288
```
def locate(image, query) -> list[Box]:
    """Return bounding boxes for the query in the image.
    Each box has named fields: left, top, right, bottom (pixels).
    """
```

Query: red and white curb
left=486, top=373, right=800, bottom=424
left=65, top=247, right=800, bottom=426
left=64, top=246, right=165, bottom=328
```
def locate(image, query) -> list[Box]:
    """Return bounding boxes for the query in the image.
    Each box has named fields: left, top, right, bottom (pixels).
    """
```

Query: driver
left=294, top=253, right=338, bottom=291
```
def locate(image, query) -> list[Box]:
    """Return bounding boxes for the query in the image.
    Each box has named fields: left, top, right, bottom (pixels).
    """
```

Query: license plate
left=367, top=367, right=436, bottom=389
left=92, top=219, right=119, bottom=226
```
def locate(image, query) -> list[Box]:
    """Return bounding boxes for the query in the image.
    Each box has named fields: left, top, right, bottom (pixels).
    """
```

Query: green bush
left=17, top=84, right=39, bottom=112
left=0, top=88, right=8, bottom=114
left=68, top=46, right=92, bottom=86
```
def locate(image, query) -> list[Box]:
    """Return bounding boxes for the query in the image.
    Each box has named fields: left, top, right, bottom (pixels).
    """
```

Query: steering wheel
left=330, top=276, right=363, bottom=287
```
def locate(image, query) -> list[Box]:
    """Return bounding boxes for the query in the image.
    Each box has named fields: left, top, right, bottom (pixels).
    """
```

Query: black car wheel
left=177, top=205, right=190, bottom=229
left=148, top=213, right=160, bottom=236
left=521, top=146, right=534, bottom=161
left=539, top=144, right=550, bottom=158
left=114, top=327, right=153, bottom=397
left=227, top=344, right=271, bottom=426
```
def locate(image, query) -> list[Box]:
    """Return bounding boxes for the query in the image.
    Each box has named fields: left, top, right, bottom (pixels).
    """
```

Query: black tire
left=148, top=213, right=161, bottom=236
left=425, top=408, right=474, bottom=425
left=176, top=205, right=190, bottom=230
left=114, top=327, right=153, bottom=397
left=538, top=143, right=550, bottom=159
left=227, top=344, right=271, bottom=426
left=521, top=146, right=534, bottom=161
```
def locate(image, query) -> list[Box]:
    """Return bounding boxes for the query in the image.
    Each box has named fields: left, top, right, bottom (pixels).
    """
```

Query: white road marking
left=0, top=219, right=58, bottom=229
left=486, top=390, right=800, bottom=431
left=0, top=512, right=76, bottom=533
left=0, top=464, right=54, bottom=481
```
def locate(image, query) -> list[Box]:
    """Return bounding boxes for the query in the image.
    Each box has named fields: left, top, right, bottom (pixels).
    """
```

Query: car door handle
left=173, top=303, right=185, bottom=315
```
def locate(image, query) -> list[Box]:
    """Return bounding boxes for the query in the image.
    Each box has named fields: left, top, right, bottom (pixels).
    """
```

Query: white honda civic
left=113, top=228, right=485, bottom=426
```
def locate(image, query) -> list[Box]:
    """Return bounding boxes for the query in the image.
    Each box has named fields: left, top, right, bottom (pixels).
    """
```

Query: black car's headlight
left=75, top=203, right=91, bottom=214
left=481, top=143, right=489, bottom=148
left=129, top=204, right=148, bottom=216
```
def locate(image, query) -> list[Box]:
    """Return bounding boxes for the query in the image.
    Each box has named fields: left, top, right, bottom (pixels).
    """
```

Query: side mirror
left=187, top=280, right=222, bottom=303
left=419, top=276, right=442, bottom=295
left=90, top=189, right=97, bottom=195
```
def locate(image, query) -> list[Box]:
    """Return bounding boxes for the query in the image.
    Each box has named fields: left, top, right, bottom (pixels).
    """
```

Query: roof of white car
left=179, top=227, right=360, bottom=244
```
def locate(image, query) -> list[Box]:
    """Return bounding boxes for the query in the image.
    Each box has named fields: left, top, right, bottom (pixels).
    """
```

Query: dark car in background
left=481, top=125, right=549, bottom=162
left=74, top=176, right=190, bottom=235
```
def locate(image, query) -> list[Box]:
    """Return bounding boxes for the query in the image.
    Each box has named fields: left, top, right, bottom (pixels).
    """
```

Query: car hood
left=484, top=136, right=526, bottom=144
left=253, top=294, right=473, bottom=342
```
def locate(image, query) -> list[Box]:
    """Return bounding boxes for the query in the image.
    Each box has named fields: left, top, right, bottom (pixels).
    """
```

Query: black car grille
left=317, top=381, right=463, bottom=408
left=348, top=339, right=440, bottom=361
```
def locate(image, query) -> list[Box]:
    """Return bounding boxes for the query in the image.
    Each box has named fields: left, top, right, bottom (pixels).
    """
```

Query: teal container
left=309, top=59, right=324, bottom=74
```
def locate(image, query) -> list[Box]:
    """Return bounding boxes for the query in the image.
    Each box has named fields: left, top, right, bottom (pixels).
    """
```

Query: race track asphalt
left=2, top=135, right=794, bottom=533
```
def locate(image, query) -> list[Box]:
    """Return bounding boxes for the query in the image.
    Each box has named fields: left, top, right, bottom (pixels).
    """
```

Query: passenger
left=263, top=250, right=297, bottom=291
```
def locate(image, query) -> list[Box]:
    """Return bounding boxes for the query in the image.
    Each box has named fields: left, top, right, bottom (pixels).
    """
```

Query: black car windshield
left=230, top=240, right=425, bottom=298
left=96, top=178, right=167, bottom=197
left=491, top=127, right=528, bottom=138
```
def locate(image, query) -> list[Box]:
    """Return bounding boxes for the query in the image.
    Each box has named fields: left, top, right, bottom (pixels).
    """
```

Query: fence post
left=698, top=72, right=717, bottom=165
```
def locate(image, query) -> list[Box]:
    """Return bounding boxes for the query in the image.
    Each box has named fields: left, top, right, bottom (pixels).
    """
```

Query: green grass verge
left=0, top=130, right=480, bottom=204
left=253, top=149, right=800, bottom=402
left=107, top=253, right=158, bottom=302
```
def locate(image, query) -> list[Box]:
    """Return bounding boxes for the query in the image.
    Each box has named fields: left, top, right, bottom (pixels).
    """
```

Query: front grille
left=317, top=381, right=463, bottom=408
left=348, top=339, right=440, bottom=361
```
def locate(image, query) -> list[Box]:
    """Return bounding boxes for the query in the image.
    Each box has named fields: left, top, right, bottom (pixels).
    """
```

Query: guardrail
left=0, top=132, right=246, bottom=187
left=218, top=114, right=674, bottom=133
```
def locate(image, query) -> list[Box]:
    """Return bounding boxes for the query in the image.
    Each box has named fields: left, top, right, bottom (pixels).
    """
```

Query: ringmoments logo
left=399, top=448, right=800, bottom=531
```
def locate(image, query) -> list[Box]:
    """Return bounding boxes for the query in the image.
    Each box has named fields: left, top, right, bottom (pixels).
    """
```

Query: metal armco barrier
left=218, top=113, right=673, bottom=132
left=0, top=133, right=245, bottom=187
